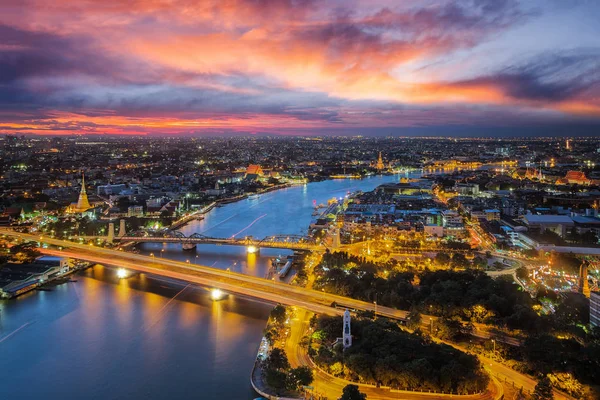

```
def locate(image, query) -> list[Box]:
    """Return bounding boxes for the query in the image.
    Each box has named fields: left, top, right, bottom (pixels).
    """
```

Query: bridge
left=115, top=231, right=319, bottom=251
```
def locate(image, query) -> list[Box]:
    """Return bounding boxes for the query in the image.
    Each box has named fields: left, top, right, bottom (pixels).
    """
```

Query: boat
left=278, top=256, right=295, bottom=279
left=248, top=193, right=260, bottom=199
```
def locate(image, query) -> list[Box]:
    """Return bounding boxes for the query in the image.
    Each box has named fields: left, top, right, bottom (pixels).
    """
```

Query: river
left=0, top=174, right=407, bottom=399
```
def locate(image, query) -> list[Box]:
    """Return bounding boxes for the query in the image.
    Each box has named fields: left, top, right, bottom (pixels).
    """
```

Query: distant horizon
left=1, top=1, right=599, bottom=136
left=4, top=126, right=600, bottom=139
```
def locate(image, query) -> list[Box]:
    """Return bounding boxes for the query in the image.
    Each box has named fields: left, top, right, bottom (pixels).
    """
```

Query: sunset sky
left=1, top=0, right=599, bottom=136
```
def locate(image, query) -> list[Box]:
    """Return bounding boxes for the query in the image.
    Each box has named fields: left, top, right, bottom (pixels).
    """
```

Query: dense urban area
left=1, top=135, right=600, bottom=400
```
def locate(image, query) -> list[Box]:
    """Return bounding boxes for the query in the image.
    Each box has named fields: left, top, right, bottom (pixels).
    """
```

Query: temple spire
left=376, top=151, right=384, bottom=171
left=75, top=171, right=91, bottom=212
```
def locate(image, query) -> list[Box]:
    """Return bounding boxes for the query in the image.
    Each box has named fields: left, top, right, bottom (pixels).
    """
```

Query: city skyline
left=1, top=0, right=600, bottom=136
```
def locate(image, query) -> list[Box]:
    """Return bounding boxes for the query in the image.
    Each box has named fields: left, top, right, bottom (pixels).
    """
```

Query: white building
left=591, top=292, right=600, bottom=327
left=523, top=214, right=574, bottom=238
left=97, top=184, right=127, bottom=196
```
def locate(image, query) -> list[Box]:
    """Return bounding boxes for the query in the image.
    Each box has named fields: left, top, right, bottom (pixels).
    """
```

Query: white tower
left=343, top=309, right=352, bottom=349
left=331, top=227, right=340, bottom=249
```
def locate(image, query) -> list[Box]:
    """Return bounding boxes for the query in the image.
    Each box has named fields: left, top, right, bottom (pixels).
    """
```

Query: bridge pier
left=107, top=222, right=115, bottom=243
left=118, top=219, right=126, bottom=237
left=246, top=245, right=259, bottom=254
left=182, top=243, right=197, bottom=251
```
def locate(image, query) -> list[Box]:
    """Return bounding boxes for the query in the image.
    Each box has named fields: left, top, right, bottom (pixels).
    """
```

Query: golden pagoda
left=68, top=172, right=92, bottom=213
left=376, top=152, right=384, bottom=171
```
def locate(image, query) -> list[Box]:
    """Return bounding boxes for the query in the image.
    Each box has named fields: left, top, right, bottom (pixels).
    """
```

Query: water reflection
left=0, top=266, right=272, bottom=399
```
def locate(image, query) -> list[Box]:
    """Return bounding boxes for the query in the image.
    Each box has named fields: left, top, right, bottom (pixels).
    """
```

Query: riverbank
left=0, top=259, right=92, bottom=299
left=251, top=305, right=313, bottom=400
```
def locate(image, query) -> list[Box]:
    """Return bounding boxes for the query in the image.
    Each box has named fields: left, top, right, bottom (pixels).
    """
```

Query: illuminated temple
left=67, top=172, right=93, bottom=214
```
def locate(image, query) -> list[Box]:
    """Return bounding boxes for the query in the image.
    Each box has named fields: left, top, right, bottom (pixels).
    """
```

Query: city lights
left=210, top=288, right=225, bottom=301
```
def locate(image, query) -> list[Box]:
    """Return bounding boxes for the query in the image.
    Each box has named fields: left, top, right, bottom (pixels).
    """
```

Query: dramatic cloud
left=0, top=0, right=599, bottom=135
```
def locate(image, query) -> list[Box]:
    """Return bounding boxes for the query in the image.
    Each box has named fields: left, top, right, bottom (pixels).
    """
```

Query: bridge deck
left=116, top=236, right=317, bottom=250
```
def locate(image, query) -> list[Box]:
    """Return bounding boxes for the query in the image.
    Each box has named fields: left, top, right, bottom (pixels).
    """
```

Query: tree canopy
left=312, top=316, right=488, bottom=394
left=339, top=384, right=367, bottom=400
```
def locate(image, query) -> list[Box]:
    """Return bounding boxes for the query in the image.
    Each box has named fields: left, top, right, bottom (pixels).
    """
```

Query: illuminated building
left=376, top=152, right=384, bottom=171
left=556, top=171, right=591, bottom=185
left=578, top=262, right=591, bottom=298
left=245, top=164, right=264, bottom=180
left=67, top=172, right=93, bottom=213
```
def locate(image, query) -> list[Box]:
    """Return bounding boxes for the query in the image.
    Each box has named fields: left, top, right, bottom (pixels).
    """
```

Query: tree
left=407, top=307, right=422, bottom=330
left=266, top=348, right=290, bottom=371
left=532, top=375, right=554, bottom=400
left=436, top=317, right=464, bottom=341
left=434, top=253, right=451, bottom=266
left=339, top=384, right=367, bottom=400
left=263, top=327, right=278, bottom=346
left=9, top=242, right=40, bottom=262
left=265, top=368, right=287, bottom=390
left=516, top=266, right=528, bottom=280
left=554, top=293, right=589, bottom=328
left=286, top=366, right=313, bottom=390
left=270, top=304, right=287, bottom=328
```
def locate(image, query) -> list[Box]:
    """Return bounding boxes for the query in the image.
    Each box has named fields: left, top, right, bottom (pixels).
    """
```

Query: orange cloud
left=0, top=0, right=599, bottom=136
